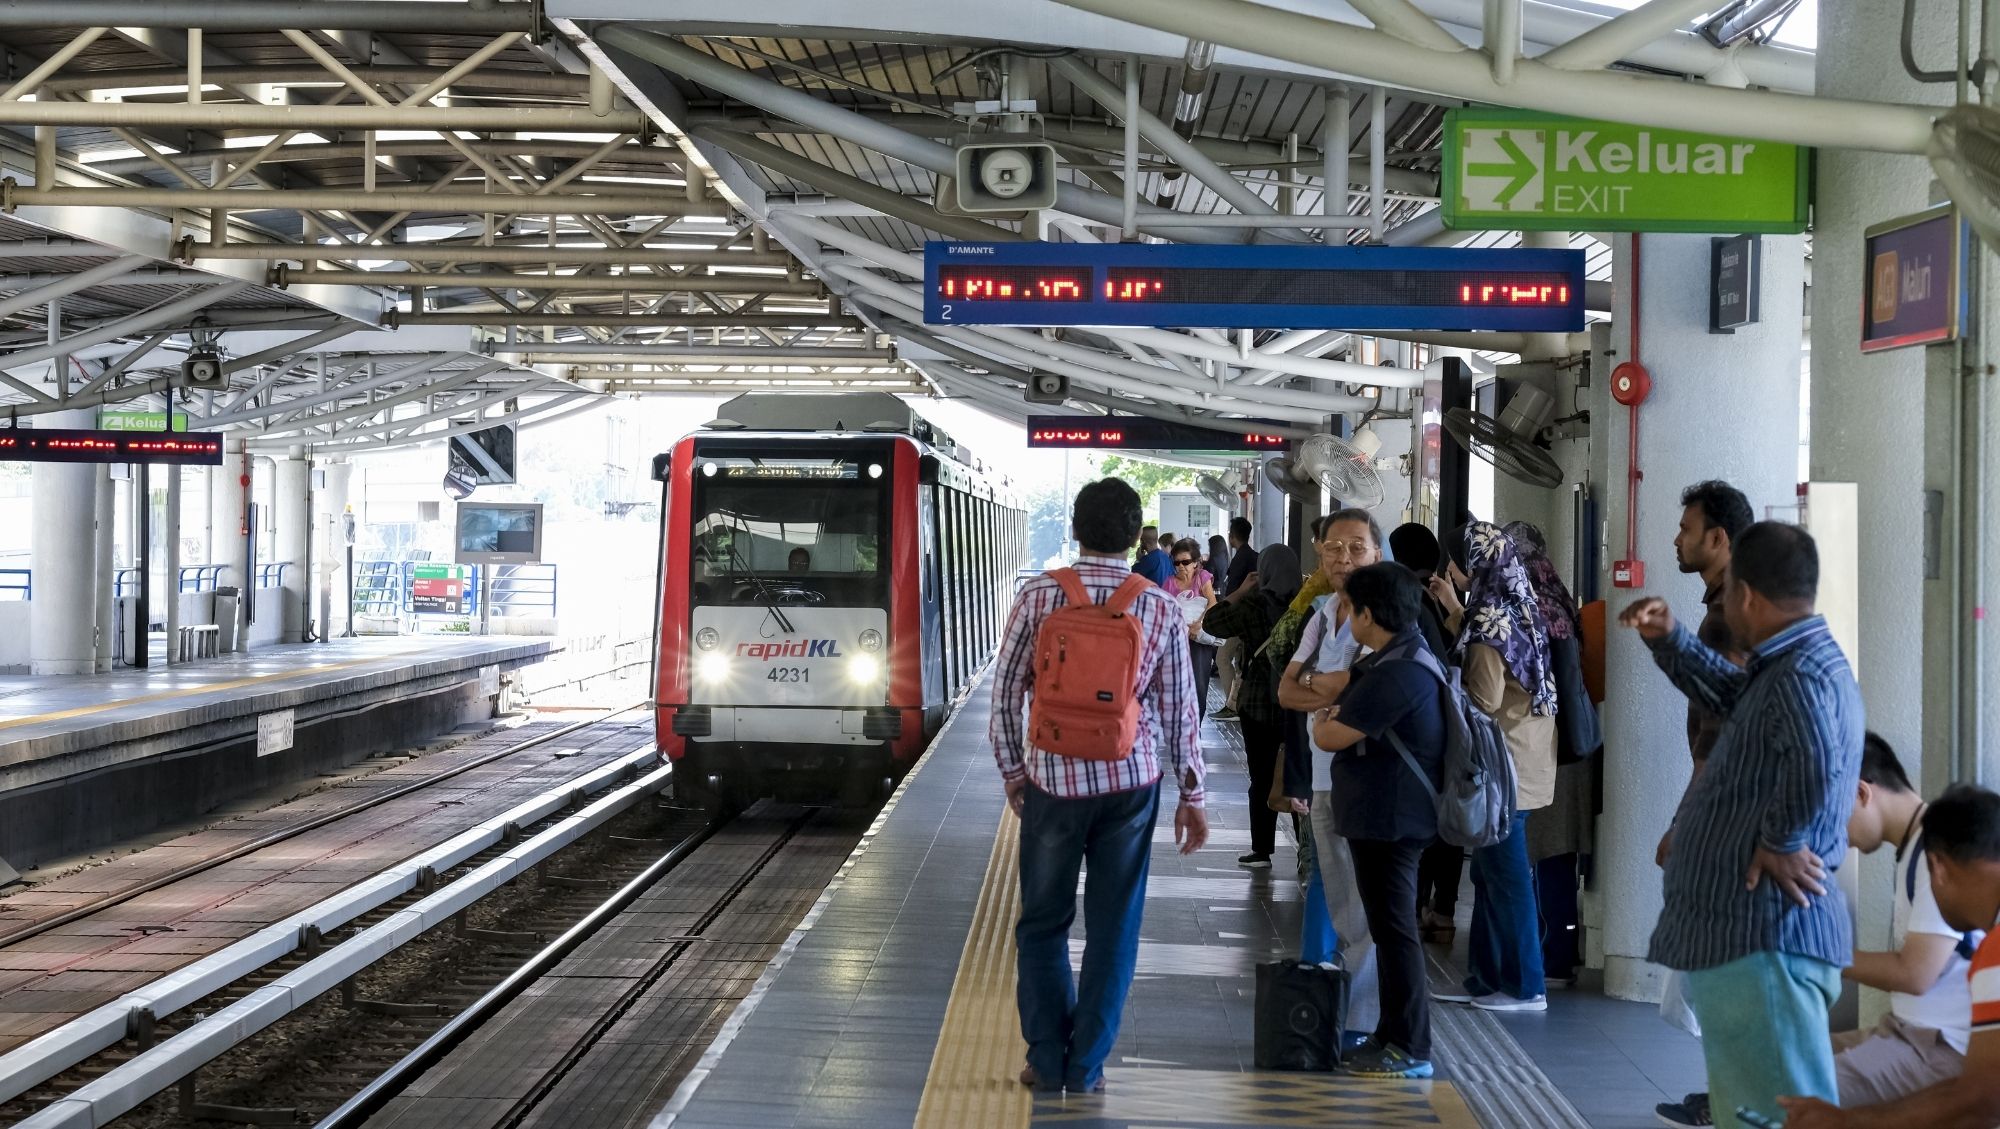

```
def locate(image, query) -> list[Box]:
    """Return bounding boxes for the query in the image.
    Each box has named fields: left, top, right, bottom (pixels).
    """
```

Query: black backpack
left=1376, top=637, right=1518, bottom=850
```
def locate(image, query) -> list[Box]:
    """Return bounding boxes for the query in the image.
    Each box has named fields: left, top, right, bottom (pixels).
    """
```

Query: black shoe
left=1655, top=1092, right=1713, bottom=1127
left=1237, top=852, right=1272, bottom=869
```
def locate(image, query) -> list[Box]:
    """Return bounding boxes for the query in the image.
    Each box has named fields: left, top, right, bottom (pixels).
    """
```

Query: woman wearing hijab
left=1502, top=521, right=1602, bottom=984
left=1389, top=522, right=1469, bottom=942
left=1427, top=522, right=1559, bottom=1012
left=1201, top=542, right=1302, bottom=869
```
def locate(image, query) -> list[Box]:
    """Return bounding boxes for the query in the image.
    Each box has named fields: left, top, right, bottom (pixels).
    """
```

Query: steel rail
left=314, top=811, right=734, bottom=1129
left=13, top=757, right=681, bottom=1129
left=0, top=703, right=646, bottom=953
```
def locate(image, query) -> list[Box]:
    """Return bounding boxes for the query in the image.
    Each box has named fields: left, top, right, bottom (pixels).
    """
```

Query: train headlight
left=695, top=627, right=722, bottom=651
left=847, top=654, right=882, bottom=684
left=695, top=653, right=730, bottom=684
left=857, top=629, right=884, bottom=653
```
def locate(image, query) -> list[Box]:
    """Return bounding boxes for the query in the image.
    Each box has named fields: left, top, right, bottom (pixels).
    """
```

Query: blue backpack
left=1376, top=638, right=1517, bottom=850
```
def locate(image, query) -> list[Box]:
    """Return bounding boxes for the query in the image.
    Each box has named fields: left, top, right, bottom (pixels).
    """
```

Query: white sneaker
left=1471, top=992, right=1548, bottom=1013
left=1430, top=990, right=1476, bottom=1004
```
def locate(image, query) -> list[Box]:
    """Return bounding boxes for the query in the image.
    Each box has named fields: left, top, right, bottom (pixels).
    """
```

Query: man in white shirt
left=1657, top=734, right=1976, bottom=1127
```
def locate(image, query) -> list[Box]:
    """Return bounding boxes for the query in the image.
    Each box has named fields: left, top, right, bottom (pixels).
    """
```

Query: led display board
left=925, top=241, right=1587, bottom=331
left=0, top=427, right=223, bottom=465
left=1025, top=416, right=1291, bottom=451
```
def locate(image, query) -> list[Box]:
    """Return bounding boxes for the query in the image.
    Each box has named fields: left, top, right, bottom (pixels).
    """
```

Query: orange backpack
left=1027, top=568, right=1153, bottom=761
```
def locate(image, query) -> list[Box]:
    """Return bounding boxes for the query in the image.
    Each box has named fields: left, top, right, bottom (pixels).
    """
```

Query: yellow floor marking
left=0, top=655, right=410, bottom=732
left=1429, top=1077, right=1483, bottom=1128
left=913, top=806, right=1031, bottom=1129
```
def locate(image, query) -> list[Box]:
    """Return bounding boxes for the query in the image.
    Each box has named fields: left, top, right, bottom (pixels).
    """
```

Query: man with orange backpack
left=993, top=477, right=1210, bottom=1096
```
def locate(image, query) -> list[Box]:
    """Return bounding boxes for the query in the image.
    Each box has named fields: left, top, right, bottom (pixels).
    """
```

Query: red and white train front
left=655, top=431, right=923, bottom=806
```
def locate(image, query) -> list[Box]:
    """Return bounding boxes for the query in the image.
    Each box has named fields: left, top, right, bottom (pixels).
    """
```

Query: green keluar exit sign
left=1442, top=109, right=1810, bottom=234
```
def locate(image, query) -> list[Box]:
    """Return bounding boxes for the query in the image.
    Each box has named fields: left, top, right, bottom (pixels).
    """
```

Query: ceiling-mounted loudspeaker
left=954, top=137, right=1059, bottom=213
left=1196, top=470, right=1239, bottom=511
left=1023, top=371, right=1069, bottom=404
left=181, top=346, right=225, bottom=391
left=1442, top=369, right=1565, bottom=490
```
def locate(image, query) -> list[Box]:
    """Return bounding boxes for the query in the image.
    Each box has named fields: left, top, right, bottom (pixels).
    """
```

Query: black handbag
left=1253, top=959, right=1350, bottom=1070
left=1550, top=633, right=1602, bottom=764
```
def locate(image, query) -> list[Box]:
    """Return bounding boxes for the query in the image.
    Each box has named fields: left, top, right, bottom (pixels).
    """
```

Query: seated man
left=1658, top=735, right=1979, bottom=1127
left=788, top=547, right=811, bottom=573
left=1779, top=784, right=2000, bottom=1129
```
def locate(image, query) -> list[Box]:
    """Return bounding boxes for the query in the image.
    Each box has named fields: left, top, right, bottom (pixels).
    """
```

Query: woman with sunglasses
left=1164, top=538, right=1222, bottom=720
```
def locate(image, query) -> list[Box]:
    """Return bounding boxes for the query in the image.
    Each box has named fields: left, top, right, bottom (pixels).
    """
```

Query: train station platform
left=654, top=675, right=1706, bottom=1129
left=0, top=635, right=556, bottom=874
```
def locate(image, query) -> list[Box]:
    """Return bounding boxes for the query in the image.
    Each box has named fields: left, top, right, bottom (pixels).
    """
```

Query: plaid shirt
left=991, top=555, right=1206, bottom=806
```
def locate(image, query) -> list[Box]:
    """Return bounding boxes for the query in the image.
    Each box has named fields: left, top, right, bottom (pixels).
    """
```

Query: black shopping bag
left=1253, top=959, right=1349, bottom=1071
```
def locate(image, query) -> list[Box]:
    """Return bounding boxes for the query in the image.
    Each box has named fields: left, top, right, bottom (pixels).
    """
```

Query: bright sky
left=1585, top=0, right=1817, bottom=49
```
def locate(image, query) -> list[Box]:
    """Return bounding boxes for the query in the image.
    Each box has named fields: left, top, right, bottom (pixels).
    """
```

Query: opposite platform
left=654, top=672, right=1626, bottom=1129
left=0, top=634, right=555, bottom=870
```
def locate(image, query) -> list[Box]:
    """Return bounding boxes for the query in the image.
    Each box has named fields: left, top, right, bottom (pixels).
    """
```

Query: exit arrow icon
left=1461, top=127, right=1545, bottom=212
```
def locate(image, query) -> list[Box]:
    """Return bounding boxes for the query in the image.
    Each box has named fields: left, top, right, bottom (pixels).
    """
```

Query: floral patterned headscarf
left=1451, top=522, right=1557, bottom=716
left=1502, top=520, right=1580, bottom=642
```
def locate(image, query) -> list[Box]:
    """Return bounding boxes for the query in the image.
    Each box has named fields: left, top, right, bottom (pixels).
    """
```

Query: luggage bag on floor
left=1253, top=959, right=1350, bottom=1070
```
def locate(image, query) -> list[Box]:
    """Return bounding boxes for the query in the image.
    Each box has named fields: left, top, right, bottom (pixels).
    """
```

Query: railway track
left=0, top=705, right=681, bottom=1126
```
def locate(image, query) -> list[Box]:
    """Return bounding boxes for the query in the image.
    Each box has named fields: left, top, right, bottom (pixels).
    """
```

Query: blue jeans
left=1465, top=813, right=1545, bottom=1000
left=1015, top=780, right=1159, bottom=1091
left=1686, top=952, right=1841, bottom=1129
left=1299, top=818, right=1338, bottom=963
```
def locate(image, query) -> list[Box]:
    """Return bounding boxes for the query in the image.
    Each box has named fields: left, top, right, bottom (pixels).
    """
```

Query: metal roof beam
left=0, top=2, right=538, bottom=32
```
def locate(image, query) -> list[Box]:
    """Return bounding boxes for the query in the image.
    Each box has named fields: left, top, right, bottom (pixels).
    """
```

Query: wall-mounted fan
left=1196, top=470, right=1240, bottom=511
left=1266, top=433, right=1386, bottom=509
left=1442, top=376, right=1565, bottom=490
left=1932, top=103, right=2000, bottom=244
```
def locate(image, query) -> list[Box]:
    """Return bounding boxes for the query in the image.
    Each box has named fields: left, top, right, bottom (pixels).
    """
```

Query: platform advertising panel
left=687, top=606, right=888, bottom=709
left=411, top=563, right=470, bottom=615
left=1443, top=109, right=1809, bottom=233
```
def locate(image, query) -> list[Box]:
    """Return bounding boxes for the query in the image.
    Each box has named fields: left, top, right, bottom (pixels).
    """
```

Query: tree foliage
left=1096, top=455, right=1197, bottom=518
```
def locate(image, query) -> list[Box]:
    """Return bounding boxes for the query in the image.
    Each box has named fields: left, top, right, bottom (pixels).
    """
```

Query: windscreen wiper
left=727, top=539, right=796, bottom=635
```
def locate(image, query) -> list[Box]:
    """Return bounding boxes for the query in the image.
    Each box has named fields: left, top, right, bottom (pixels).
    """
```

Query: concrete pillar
left=1814, top=0, right=2000, bottom=793
left=1596, top=232, right=1806, bottom=1002
left=29, top=409, right=99, bottom=675
left=93, top=467, right=113, bottom=672
left=316, top=459, right=353, bottom=641
left=1252, top=464, right=1286, bottom=551
left=274, top=452, right=310, bottom=644
left=164, top=467, right=181, bottom=664
left=208, top=441, right=250, bottom=651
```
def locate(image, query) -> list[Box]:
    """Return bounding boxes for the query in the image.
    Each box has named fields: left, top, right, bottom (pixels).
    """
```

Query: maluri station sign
left=1443, top=109, right=1809, bottom=234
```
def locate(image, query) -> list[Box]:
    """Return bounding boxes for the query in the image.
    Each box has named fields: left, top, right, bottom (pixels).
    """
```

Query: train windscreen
left=689, top=455, right=887, bottom=608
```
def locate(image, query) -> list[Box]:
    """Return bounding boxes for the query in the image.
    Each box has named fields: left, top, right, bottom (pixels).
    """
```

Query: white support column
left=1596, top=231, right=1806, bottom=1003
left=317, top=459, right=352, bottom=642
left=94, top=466, right=113, bottom=672
left=274, top=451, right=310, bottom=644
left=30, top=409, right=99, bottom=675
left=164, top=465, right=181, bottom=663
left=208, top=441, right=250, bottom=651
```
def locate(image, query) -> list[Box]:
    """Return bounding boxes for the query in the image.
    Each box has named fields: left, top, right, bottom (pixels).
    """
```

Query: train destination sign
left=1442, top=109, right=1809, bottom=234
left=924, top=241, right=1587, bottom=331
left=0, top=427, right=223, bottom=465
left=1026, top=416, right=1292, bottom=452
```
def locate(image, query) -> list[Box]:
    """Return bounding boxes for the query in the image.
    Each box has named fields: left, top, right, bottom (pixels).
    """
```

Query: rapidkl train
left=652, top=392, right=1028, bottom=807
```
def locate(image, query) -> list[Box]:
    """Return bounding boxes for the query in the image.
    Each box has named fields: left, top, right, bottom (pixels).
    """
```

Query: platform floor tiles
left=659, top=677, right=1708, bottom=1129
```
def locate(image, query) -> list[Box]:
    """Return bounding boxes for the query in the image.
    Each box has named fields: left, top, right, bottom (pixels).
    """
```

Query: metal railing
left=352, top=559, right=404, bottom=617
left=254, top=562, right=290, bottom=590
left=177, top=565, right=225, bottom=593
left=0, top=569, right=28, bottom=600
left=480, top=563, right=558, bottom=618
left=113, top=567, right=139, bottom=599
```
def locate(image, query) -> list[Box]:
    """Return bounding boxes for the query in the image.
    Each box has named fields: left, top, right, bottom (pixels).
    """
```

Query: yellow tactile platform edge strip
left=913, top=807, right=1030, bottom=1129
left=0, top=655, right=425, bottom=731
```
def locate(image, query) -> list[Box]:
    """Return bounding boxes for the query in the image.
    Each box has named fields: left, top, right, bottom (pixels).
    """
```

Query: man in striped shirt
left=1779, top=784, right=2000, bottom=1129
left=1620, top=522, right=1863, bottom=1129
left=992, top=477, right=1208, bottom=1095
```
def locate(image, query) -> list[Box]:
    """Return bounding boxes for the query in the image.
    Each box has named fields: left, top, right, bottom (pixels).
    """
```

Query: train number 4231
left=767, top=667, right=810, bottom=683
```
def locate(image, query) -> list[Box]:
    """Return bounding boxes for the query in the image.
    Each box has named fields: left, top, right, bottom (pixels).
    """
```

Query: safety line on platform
left=0, top=653, right=458, bottom=731
left=913, top=806, right=1029, bottom=1129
